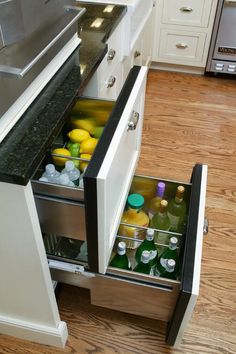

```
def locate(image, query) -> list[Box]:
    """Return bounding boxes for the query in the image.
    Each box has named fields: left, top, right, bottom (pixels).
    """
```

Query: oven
left=206, top=0, right=236, bottom=74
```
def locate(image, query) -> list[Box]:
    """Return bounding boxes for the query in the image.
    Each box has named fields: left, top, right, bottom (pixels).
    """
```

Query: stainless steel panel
left=34, top=194, right=86, bottom=241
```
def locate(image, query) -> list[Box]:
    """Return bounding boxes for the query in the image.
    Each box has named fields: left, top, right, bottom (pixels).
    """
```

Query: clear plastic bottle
left=58, top=173, right=75, bottom=187
left=148, top=181, right=165, bottom=219
left=41, top=164, right=60, bottom=183
left=118, top=194, right=149, bottom=249
left=61, top=161, right=80, bottom=186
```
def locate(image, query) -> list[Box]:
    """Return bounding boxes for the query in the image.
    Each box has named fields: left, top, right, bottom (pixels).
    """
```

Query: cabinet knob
left=106, top=76, right=116, bottom=88
left=127, top=111, right=139, bottom=131
left=176, top=43, right=188, bottom=49
left=180, top=6, right=193, bottom=12
left=134, top=50, right=141, bottom=59
left=107, top=49, right=116, bottom=61
left=203, top=218, right=209, bottom=236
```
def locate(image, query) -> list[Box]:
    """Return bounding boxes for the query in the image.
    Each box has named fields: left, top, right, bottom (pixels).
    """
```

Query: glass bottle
left=155, top=259, right=177, bottom=280
left=150, top=200, right=171, bottom=254
left=156, top=236, right=180, bottom=278
left=133, top=250, right=151, bottom=275
left=135, top=228, right=158, bottom=275
left=118, top=194, right=149, bottom=249
left=148, top=181, right=165, bottom=219
left=167, top=185, right=187, bottom=233
left=109, top=241, right=131, bottom=270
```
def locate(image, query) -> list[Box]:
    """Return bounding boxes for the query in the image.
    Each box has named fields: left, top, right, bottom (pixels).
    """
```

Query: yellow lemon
left=51, top=148, right=71, bottom=167
left=70, top=118, right=96, bottom=135
left=67, top=129, right=90, bottom=143
left=80, top=138, right=98, bottom=155
left=80, top=153, right=92, bottom=172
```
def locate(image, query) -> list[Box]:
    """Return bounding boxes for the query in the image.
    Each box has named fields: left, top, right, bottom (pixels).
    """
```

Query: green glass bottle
left=133, top=250, right=151, bottom=275
left=135, top=228, right=158, bottom=275
left=150, top=200, right=171, bottom=254
left=156, top=236, right=180, bottom=278
left=109, top=241, right=131, bottom=270
left=155, top=259, right=177, bottom=280
left=167, top=185, right=187, bottom=233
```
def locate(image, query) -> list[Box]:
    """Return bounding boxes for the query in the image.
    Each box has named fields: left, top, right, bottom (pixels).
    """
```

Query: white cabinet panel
left=162, top=0, right=213, bottom=27
left=159, top=29, right=206, bottom=63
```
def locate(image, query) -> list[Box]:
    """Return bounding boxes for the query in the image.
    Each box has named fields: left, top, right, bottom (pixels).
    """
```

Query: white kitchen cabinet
left=151, top=0, right=218, bottom=73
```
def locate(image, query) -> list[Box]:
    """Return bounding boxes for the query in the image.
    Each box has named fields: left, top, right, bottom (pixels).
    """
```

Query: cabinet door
left=166, top=164, right=208, bottom=346
left=162, top=0, right=213, bottom=28
left=84, top=66, right=147, bottom=274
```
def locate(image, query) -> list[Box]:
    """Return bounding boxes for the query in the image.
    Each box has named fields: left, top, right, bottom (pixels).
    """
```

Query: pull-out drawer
left=32, top=65, right=148, bottom=271
left=48, top=164, right=207, bottom=347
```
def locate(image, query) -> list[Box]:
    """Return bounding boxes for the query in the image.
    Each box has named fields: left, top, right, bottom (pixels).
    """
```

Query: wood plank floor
left=1, top=70, right=236, bottom=353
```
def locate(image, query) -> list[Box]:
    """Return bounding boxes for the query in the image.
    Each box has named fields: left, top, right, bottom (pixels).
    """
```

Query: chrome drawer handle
left=180, top=6, right=193, bottom=12
left=176, top=43, right=188, bottom=49
left=134, top=50, right=141, bottom=58
left=127, top=111, right=139, bottom=131
left=203, top=218, right=209, bottom=236
left=106, top=76, right=116, bottom=88
left=107, top=49, right=116, bottom=61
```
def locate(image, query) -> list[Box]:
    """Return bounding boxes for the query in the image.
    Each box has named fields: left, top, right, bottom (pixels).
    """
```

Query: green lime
left=66, top=142, right=80, bottom=157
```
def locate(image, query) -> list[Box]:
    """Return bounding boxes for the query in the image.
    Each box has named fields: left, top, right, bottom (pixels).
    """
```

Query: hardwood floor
left=0, top=70, right=236, bottom=353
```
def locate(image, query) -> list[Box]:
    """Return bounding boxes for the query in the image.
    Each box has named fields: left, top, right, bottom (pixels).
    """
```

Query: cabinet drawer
left=162, top=0, right=213, bottom=27
left=159, top=29, right=206, bottom=64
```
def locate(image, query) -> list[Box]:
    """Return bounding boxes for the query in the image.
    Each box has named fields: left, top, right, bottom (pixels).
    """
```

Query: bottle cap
left=157, top=182, right=165, bottom=198
left=159, top=199, right=168, bottom=212
left=141, top=250, right=150, bottom=264
left=176, top=185, right=185, bottom=200
left=65, top=161, right=74, bottom=171
left=117, top=241, right=126, bottom=255
left=170, top=236, right=178, bottom=247
left=146, top=228, right=154, bottom=240
left=166, top=259, right=175, bottom=269
left=45, top=164, right=55, bottom=174
left=127, top=194, right=144, bottom=209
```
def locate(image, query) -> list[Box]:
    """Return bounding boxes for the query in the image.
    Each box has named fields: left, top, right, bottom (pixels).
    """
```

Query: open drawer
left=48, top=164, right=207, bottom=347
left=32, top=66, right=148, bottom=271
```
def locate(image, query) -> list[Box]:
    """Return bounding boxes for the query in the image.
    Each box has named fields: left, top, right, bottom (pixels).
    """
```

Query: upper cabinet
left=151, top=0, right=218, bottom=72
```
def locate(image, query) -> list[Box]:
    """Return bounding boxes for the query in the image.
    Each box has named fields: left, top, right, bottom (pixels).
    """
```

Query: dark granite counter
left=0, top=3, right=127, bottom=185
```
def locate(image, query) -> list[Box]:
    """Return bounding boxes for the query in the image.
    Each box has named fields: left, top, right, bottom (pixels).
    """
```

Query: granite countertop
left=0, top=3, right=127, bottom=185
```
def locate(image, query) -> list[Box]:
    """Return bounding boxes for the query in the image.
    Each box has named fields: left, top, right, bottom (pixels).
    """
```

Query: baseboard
left=150, top=61, right=205, bottom=75
left=0, top=314, right=68, bottom=347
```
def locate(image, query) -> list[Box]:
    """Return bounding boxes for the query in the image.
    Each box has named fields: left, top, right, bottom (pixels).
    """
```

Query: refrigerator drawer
left=34, top=195, right=86, bottom=241
left=32, top=66, right=148, bottom=272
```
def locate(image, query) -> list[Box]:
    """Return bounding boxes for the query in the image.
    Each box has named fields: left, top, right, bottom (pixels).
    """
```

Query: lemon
left=67, top=129, right=90, bottom=143
left=51, top=148, right=71, bottom=167
left=80, top=138, right=98, bottom=154
left=70, top=118, right=96, bottom=135
left=80, top=153, right=92, bottom=172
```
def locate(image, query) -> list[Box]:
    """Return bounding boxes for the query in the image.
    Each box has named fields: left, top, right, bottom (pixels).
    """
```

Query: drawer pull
left=203, top=218, right=209, bottom=235
left=134, top=50, right=141, bottom=58
left=180, top=6, right=193, bottom=12
left=106, top=75, right=116, bottom=88
left=107, top=49, right=116, bottom=61
left=127, top=111, right=139, bottom=131
left=176, top=43, right=188, bottom=49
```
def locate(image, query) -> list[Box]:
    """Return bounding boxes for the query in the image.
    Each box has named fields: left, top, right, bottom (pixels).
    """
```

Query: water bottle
left=41, top=164, right=60, bottom=183
left=78, top=166, right=87, bottom=189
left=38, top=177, right=49, bottom=182
left=61, top=161, right=80, bottom=186
left=58, top=173, right=75, bottom=187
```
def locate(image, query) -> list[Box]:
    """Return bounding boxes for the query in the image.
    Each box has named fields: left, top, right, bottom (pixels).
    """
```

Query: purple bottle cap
left=157, top=182, right=165, bottom=198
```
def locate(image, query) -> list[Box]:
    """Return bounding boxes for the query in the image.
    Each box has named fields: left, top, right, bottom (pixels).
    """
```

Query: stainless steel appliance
left=206, top=0, right=236, bottom=74
left=0, top=0, right=85, bottom=142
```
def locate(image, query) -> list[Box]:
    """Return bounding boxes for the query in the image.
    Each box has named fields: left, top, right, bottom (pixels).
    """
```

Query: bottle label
left=160, top=257, right=167, bottom=269
left=150, top=265, right=156, bottom=276
left=148, top=211, right=155, bottom=220
left=149, top=250, right=157, bottom=260
left=167, top=212, right=180, bottom=231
